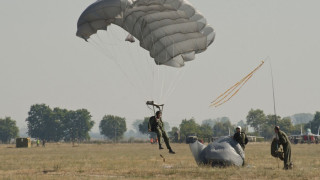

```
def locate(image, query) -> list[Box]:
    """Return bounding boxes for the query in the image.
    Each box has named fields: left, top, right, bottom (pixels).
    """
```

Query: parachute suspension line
left=159, top=67, right=166, bottom=102
left=155, top=32, right=163, bottom=102
left=167, top=66, right=188, bottom=101
left=162, top=70, right=180, bottom=103
left=162, top=35, right=186, bottom=103
left=136, top=24, right=155, bottom=100
left=92, top=19, right=148, bottom=100
left=126, top=44, right=149, bottom=101
left=210, top=60, right=265, bottom=108
left=89, top=36, right=116, bottom=60
left=156, top=65, right=160, bottom=102
left=121, top=31, right=149, bottom=101
left=268, top=57, right=278, bottom=126
left=150, top=33, right=157, bottom=102
left=108, top=29, right=150, bottom=102
left=134, top=44, right=153, bottom=101
left=88, top=33, right=146, bottom=102
left=159, top=40, right=168, bottom=103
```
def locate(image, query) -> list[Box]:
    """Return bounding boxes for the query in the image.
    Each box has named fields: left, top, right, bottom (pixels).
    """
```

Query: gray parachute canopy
left=189, top=136, right=245, bottom=167
left=76, top=0, right=215, bottom=67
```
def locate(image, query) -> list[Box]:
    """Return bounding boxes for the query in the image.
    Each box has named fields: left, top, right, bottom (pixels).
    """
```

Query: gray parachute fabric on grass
left=76, top=0, right=215, bottom=67
left=189, top=136, right=245, bottom=167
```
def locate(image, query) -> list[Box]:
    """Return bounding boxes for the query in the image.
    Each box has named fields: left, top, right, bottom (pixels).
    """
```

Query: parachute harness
left=210, top=60, right=265, bottom=107
left=146, top=101, right=164, bottom=116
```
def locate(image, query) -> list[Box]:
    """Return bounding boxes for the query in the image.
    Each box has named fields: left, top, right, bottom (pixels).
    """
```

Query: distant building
left=16, top=138, right=31, bottom=148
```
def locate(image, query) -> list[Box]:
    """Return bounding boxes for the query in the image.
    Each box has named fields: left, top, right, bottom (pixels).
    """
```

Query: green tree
left=259, top=115, right=294, bottom=140
left=132, top=119, right=143, bottom=133
left=99, top=115, right=127, bottom=142
left=168, top=126, right=179, bottom=138
left=201, top=119, right=216, bottom=128
left=49, top=107, right=67, bottom=141
left=198, top=124, right=213, bottom=142
left=246, top=109, right=266, bottom=133
left=179, top=118, right=200, bottom=142
left=213, top=120, right=233, bottom=137
left=138, top=117, right=150, bottom=135
left=26, top=104, right=94, bottom=142
left=0, top=117, right=19, bottom=143
left=26, top=104, right=54, bottom=140
left=168, top=127, right=180, bottom=142
left=218, top=117, right=231, bottom=123
left=63, top=109, right=94, bottom=143
left=278, top=117, right=293, bottom=134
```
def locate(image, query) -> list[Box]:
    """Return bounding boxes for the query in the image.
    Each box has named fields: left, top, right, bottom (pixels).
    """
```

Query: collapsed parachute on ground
left=189, top=137, right=245, bottom=167
left=76, top=0, right=215, bottom=67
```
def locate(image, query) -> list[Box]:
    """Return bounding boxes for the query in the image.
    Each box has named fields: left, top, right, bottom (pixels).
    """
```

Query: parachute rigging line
left=268, top=58, right=278, bottom=126
left=88, top=33, right=147, bottom=102
left=210, top=60, right=265, bottom=108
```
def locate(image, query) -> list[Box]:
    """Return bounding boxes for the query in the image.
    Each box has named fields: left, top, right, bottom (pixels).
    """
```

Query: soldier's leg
left=161, top=130, right=171, bottom=150
left=156, top=127, right=163, bottom=148
left=287, top=145, right=292, bottom=169
left=283, top=145, right=290, bottom=169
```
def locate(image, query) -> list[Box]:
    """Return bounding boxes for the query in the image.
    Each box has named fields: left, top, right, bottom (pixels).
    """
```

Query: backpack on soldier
left=271, top=138, right=284, bottom=160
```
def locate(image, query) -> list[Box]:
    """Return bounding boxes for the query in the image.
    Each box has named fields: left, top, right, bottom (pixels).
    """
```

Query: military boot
left=159, top=145, right=164, bottom=150
left=289, top=163, right=293, bottom=169
left=169, top=149, right=175, bottom=154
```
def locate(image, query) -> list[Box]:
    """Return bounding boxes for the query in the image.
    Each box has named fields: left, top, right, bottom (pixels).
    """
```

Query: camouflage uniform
left=277, top=130, right=292, bottom=169
left=233, top=132, right=248, bottom=150
left=148, top=116, right=172, bottom=150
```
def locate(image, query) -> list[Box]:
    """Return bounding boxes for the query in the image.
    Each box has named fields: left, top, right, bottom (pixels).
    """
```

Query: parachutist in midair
left=148, top=110, right=175, bottom=154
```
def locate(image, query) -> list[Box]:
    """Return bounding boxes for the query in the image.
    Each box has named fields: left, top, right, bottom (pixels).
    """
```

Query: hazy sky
left=1, top=0, right=320, bottom=132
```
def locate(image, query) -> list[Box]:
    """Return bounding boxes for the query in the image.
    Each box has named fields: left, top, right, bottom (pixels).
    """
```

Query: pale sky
left=1, top=0, right=319, bottom=133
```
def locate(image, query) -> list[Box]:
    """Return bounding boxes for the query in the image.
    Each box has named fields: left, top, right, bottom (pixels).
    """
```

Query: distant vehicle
left=290, top=126, right=320, bottom=144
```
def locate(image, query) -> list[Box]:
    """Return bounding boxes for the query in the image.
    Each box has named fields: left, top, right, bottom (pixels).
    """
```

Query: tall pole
left=269, top=59, right=278, bottom=125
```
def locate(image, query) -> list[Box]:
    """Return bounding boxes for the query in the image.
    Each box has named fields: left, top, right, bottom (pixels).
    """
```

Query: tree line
left=137, top=109, right=320, bottom=142
left=26, top=104, right=95, bottom=143
left=1, top=103, right=319, bottom=143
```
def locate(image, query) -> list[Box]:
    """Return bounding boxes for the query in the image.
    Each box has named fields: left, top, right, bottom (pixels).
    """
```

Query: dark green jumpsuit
left=233, top=132, right=248, bottom=150
left=148, top=116, right=172, bottom=150
left=277, top=130, right=292, bottom=169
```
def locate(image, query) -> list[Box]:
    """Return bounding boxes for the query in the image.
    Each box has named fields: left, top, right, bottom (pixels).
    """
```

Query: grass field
left=0, top=142, right=319, bottom=180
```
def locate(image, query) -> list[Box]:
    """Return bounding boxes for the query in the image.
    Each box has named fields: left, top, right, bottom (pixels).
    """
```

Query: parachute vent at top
left=76, top=0, right=215, bottom=67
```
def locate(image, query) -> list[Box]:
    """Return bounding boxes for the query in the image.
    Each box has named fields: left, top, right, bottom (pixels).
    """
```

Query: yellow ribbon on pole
left=210, top=60, right=265, bottom=108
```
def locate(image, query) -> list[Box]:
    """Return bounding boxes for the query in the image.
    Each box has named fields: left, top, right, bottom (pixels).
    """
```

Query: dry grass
left=0, top=142, right=319, bottom=180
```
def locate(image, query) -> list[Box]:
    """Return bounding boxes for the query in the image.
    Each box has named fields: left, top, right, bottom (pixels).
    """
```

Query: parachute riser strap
left=146, top=101, right=164, bottom=116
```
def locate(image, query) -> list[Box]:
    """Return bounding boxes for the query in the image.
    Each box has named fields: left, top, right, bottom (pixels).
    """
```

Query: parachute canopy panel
left=76, top=0, right=215, bottom=67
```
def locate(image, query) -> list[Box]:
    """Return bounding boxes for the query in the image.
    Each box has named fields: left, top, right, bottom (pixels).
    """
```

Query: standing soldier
left=233, top=126, right=248, bottom=150
left=148, top=111, right=175, bottom=154
left=274, top=126, right=293, bottom=170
